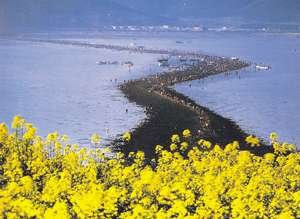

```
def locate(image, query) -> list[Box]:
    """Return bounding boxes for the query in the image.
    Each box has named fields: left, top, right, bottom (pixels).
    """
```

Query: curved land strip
left=20, top=38, right=272, bottom=157
left=117, top=59, right=272, bottom=158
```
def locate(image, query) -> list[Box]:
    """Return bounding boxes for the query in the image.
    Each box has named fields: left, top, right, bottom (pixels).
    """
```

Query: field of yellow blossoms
left=0, top=116, right=299, bottom=218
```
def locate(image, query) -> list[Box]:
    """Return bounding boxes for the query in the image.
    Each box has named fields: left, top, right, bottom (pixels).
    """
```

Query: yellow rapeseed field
left=0, top=116, right=299, bottom=218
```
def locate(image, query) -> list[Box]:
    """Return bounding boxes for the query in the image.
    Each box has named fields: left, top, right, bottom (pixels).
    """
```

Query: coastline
left=115, top=57, right=273, bottom=158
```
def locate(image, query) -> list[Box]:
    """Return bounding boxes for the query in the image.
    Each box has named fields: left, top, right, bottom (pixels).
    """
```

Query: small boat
left=255, top=65, right=271, bottom=70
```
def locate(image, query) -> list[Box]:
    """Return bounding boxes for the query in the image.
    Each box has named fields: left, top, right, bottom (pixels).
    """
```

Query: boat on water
left=255, top=64, right=271, bottom=70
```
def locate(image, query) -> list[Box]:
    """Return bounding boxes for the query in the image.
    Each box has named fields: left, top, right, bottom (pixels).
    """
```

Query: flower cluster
left=122, top=132, right=131, bottom=142
left=91, top=133, right=101, bottom=145
left=245, top=135, right=260, bottom=147
left=0, top=117, right=299, bottom=218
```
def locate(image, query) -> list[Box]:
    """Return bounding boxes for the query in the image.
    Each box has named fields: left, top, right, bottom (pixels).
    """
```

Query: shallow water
left=0, top=38, right=161, bottom=146
left=1, top=31, right=299, bottom=147
left=174, top=32, right=300, bottom=146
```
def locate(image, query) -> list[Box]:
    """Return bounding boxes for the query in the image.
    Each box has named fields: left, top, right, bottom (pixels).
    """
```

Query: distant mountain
left=113, top=0, right=300, bottom=24
left=1, top=0, right=299, bottom=33
left=0, top=0, right=169, bottom=32
left=236, top=0, right=300, bottom=23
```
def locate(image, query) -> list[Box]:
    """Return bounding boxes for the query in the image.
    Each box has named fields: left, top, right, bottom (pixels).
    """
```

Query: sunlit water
left=1, top=31, right=299, bottom=147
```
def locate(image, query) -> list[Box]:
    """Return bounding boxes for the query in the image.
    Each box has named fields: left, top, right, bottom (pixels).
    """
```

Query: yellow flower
left=44, top=201, right=70, bottom=219
left=155, top=145, right=163, bottom=154
left=273, top=142, right=296, bottom=155
left=122, top=132, right=131, bottom=142
left=269, top=132, right=278, bottom=142
left=180, top=142, right=189, bottom=151
left=20, top=176, right=33, bottom=194
left=170, top=143, right=177, bottom=151
left=182, top=129, right=191, bottom=138
left=47, top=131, right=59, bottom=142
left=0, top=123, right=8, bottom=142
left=203, top=140, right=212, bottom=149
left=11, top=115, right=25, bottom=129
left=23, top=125, right=36, bottom=140
left=91, top=133, right=101, bottom=144
left=135, top=151, right=145, bottom=161
left=245, top=135, right=260, bottom=147
left=1, top=117, right=299, bottom=218
left=198, top=139, right=212, bottom=149
left=277, top=210, right=294, bottom=219
left=61, top=135, right=69, bottom=142
left=171, top=134, right=180, bottom=143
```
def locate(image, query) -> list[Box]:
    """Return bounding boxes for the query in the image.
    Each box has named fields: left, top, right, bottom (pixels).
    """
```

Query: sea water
left=1, top=31, right=299, bottom=147
left=0, top=38, right=161, bottom=146
left=174, top=32, right=300, bottom=146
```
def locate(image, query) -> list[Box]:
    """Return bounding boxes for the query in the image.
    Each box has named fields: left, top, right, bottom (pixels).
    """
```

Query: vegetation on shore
left=0, top=116, right=299, bottom=218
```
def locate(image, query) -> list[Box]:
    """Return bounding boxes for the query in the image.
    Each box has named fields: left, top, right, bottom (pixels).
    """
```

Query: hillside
left=0, top=0, right=165, bottom=32
left=1, top=0, right=299, bottom=33
left=114, top=0, right=300, bottom=24
left=237, top=0, right=300, bottom=23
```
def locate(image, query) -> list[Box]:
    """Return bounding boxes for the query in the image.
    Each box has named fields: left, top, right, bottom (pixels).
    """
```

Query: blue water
left=1, top=31, right=299, bottom=147
left=174, top=32, right=300, bottom=146
left=0, top=38, right=161, bottom=146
